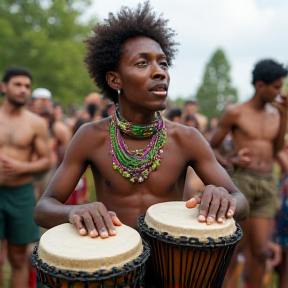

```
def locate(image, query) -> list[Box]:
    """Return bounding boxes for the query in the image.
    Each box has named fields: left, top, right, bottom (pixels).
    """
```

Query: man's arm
left=34, top=124, right=93, bottom=228
left=28, top=117, right=51, bottom=173
left=1, top=117, right=50, bottom=175
left=53, top=121, right=72, bottom=163
left=272, top=94, right=287, bottom=156
left=184, top=128, right=249, bottom=222
left=210, top=108, right=236, bottom=169
left=34, top=123, right=120, bottom=238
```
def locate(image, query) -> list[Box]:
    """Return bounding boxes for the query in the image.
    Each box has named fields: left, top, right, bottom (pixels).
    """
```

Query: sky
left=85, top=0, right=288, bottom=102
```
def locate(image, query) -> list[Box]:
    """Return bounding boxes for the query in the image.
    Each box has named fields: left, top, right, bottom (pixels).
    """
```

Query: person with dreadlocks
left=34, top=1, right=248, bottom=243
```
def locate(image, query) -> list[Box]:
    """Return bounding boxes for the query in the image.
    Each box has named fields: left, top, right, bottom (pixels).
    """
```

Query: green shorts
left=230, top=167, right=278, bottom=218
left=0, top=182, right=40, bottom=245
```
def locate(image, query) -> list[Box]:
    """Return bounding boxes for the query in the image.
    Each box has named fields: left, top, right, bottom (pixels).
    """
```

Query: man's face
left=258, top=77, right=285, bottom=103
left=116, top=36, right=170, bottom=111
left=1, top=75, right=31, bottom=106
left=31, top=98, right=52, bottom=115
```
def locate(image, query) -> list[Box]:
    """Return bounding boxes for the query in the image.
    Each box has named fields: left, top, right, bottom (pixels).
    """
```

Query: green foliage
left=0, top=0, right=97, bottom=106
left=195, top=49, right=238, bottom=118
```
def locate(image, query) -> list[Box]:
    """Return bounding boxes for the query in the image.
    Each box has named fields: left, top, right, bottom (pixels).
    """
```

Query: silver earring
left=117, top=89, right=121, bottom=95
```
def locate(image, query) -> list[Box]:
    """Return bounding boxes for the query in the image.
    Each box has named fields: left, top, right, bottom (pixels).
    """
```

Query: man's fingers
left=83, top=212, right=98, bottom=238
left=90, top=209, right=108, bottom=238
left=99, top=207, right=116, bottom=236
left=226, top=200, right=236, bottom=218
left=109, top=211, right=122, bottom=226
left=198, top=186, right=214, bottom=222
left=206, top=188, right=221, bottom=225
left=216, top=196, right=229, bottom=223
left=186, top=196, right=200, bottom=208
left=73, top=214, right=87, bottom=236
left=69, top=203, right=122, bottom=239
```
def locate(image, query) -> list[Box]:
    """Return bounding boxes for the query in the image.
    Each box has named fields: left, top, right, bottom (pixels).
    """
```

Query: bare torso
left=231, top=102, right=279, bottom=174
left=0, top=108, right=44, bottom=186
left=46, top=117, right=238, bottom=228
left=84, top=119, right=188, bottom=228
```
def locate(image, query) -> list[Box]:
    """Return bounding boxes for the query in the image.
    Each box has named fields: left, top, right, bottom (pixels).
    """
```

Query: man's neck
left=247, top=93, right=267, bottom=110
left=2, top=99, right=25, bottom=116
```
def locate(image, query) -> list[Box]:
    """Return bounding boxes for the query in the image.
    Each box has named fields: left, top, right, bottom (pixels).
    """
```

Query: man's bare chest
left=236, top=112, right=279, bottom=141
left=0, top=116, right=35, bottom=149
left=91, top=138, right=188, bottom=191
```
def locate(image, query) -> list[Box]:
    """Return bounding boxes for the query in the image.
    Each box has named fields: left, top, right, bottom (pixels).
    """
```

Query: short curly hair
left=84, top=1, right=178, bottom=104
left=252, top=59, right=288, bottom=85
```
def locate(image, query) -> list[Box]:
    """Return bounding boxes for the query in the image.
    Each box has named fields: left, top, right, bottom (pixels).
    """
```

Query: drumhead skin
left=145, top=201, right=237, bottom=241
left=38, top=223, right=143, bottom=272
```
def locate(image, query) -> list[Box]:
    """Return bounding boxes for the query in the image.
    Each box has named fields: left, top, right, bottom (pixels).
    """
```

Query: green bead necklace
left=109, top=110, right=167, bottom=183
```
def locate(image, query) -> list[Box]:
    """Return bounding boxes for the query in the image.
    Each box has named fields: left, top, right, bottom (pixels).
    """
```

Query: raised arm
left=272, top=93, right=287, bottom=156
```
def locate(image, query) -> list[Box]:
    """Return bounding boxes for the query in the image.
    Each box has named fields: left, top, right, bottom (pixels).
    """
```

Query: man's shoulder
left=24, top=109, right=47, bottom=126
left=74, top=117, right=110, bottom=142
left=165, top=120, right=202, bottom=141
left=222, top=103, right=245, bottom=117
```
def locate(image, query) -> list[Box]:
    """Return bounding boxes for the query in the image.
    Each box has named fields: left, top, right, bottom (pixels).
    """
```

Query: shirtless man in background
left=30, top=88, right=72, bottom=200
left=0, top=67, right=50, bottom=288
left=210, top=59, right=288, bottom=288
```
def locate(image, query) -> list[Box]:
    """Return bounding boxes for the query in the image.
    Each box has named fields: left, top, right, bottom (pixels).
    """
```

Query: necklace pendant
left=138, top=176, right=144, bottom=183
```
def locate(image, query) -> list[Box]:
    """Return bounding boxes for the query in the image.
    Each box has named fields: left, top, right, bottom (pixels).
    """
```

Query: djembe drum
left=31, top=223, right=150, bottom=288
left=137, top=201, right=242, bottom=288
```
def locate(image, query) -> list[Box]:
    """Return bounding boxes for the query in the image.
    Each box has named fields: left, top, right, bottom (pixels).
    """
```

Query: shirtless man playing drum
left=34, top=2, right=248, bottom=244
left=210, top=59, right=288, bottom=288
left=0, top=67, right=50, bottom=288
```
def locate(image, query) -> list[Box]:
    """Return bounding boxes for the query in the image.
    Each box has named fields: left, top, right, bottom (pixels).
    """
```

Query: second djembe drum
left=138, top=201, right=242, bottom=288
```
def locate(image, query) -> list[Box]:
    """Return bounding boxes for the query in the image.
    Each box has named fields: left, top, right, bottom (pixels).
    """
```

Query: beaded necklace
left=109, top=110, right=167, bottom=183
left=115, top=109, right=162, bottom=139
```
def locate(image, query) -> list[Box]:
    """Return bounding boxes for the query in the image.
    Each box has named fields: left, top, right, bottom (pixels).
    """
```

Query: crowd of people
left=0, top=2, right=287, bottom=288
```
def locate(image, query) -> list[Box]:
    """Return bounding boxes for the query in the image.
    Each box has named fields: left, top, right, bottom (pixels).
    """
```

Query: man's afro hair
left=84, top=1, right=178, bottom=104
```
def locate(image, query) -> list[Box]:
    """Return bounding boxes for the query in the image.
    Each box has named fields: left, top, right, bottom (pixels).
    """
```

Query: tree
left=0, top=0, right=97, bottom=106
left=195, top=49, right=238, bottom=118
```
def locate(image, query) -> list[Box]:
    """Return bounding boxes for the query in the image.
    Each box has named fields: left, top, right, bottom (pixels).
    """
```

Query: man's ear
left=255, top=81, right=265, bottom=90
left=0, top=82, right=7, bottom=94
left=106, top=71, right=121, bottom=91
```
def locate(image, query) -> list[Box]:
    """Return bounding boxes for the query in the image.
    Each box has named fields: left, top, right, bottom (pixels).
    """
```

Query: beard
left=7, top=95, right=27, bottom=107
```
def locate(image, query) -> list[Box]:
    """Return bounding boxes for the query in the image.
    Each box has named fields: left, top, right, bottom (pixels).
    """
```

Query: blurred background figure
left=0, top=67, right=50, bottom=288
left=183, top=112, right=200, bottom=129
left=30, top=88, right=53, bottom=115
left=31, top=88, right=72, bottom=201
left=166, top=107, right=182, bottom=123
left=65, top=117, right=90, bottom=206
left=182, top=100, right=208, bottom=133
left=271, top=134, right=288, bottom=288
left=182, top=112, right=205, bottom=202
left=203, top=116, right=219, bottom=142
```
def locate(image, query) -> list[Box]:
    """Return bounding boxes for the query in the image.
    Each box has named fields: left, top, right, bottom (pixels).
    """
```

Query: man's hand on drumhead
left=68, top=203, right=122, bottom=238
left=186, top=185, right=237, bottom=224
